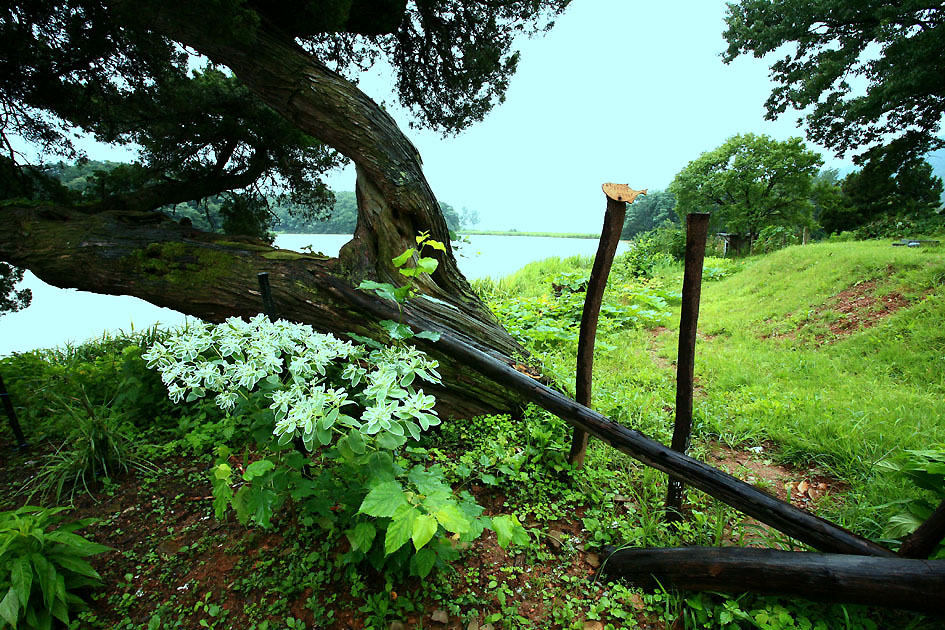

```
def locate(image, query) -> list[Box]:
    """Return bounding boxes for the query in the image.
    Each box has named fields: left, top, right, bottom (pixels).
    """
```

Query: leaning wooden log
left=898, top=498, right=945, bottom=559
left=326, top=278, right=894, bottom=558
left=569, top=184, right=646, bottom=468
left=599, top=546, right=945, bottom=614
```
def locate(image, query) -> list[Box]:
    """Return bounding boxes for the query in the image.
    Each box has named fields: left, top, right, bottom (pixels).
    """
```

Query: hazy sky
left=65, top=0, right=859, bottom=233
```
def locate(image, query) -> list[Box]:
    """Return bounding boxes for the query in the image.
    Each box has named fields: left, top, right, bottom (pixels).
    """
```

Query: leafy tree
left=811, top=169, right=857, bottom=235
left=841, top=158, right=944, bottom=228
left=620, top=189, right=678, bottom=239
left=0, top=0, right=572, bottom=415
left=723, top=1, right=945, bottom=169
left=669, top=133, right=823, bottom=238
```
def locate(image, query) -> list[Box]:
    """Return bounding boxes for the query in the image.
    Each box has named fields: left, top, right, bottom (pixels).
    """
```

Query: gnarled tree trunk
left=0, top=7, right=532, bottom=416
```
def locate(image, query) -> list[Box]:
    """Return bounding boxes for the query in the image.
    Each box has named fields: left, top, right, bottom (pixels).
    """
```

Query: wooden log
left=899, top=498, right=945, bottom=559
left=569, top=184, right=646, bottom=468
left=326, top=278, right=894, bottom=557
left=600, top=546, right=945, bottom=613
left=665, top=213, right=710, bottom=519
left=0, top=373, right=28, bottom=450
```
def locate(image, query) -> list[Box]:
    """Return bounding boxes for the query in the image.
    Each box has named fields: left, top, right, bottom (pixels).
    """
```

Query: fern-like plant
left=0, top=506, right=110, bottom=629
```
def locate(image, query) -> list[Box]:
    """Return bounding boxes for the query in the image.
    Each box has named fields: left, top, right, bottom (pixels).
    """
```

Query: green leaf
left=0, top=588, right=19, bottom=628
left=398, top=266, right=420, bottom=278
left=410, top=548, right=436, bottom=578
left=316, top=424, right=333, bottom=446
left=243, top=459, right=275, bottom=481
left=379, top=320, right=413, bottom=340
left=385, top=505, right=418, bottom=555
left=11, top=556, right=31, bottom=607
left=29, top=553, right=56, bottom=611
left=416, top=257, right=439, bottom=275
left=213, top=463, right=232, bottom=481
left=376, top=431, right=407, bottom=450
left=433, top=504, right=470, bottom=534
left=49, top=554, right=101, bottom=581
left=348, top=429, right=366, bottom=454
left=414, top=330, right=441, bottom=342
left=425, top=239, right=446, bottom=252
left=358, top=280, right=398, bottom=302
left=491, top=515, right=529, bottom=549
left=232, top=486, right=251, bottom=525
left=393, top=286, right=412, bottom=302
left=391, top=248, right=416, bottom=268
left=358, top=481, right=408, bottom=518
left=412, top=514, right=438, bottom=551
left=346, top=522, right=377, bottom=553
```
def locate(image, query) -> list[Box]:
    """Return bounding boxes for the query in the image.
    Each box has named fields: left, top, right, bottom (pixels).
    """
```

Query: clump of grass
left=24, top=389, right=151, bottom=502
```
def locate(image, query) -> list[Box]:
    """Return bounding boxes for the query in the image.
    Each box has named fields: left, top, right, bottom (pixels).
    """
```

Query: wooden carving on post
left=568, top=183, right=646, bottom=468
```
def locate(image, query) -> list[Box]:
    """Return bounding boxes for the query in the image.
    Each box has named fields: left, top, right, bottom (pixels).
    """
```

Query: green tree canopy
left=723, top=1, right=945, bottom=169
left=669, top=133, right=823, bottom=236
left=839, top=158, right=944, bottom=230
left=620, top=189, right=678, bottom=239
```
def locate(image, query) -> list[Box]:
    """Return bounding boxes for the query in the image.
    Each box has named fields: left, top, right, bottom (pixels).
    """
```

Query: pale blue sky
left=51, top=0, right=857, bottom=232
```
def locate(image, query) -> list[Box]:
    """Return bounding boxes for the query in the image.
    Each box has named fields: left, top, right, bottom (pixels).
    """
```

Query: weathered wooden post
left=257, top=272, right=278, bottom=320
left=568, top=183, right=646, bottom=468
left=1, top=373, right=28, bottom=450
left=664, top=212, right=710, bottom=520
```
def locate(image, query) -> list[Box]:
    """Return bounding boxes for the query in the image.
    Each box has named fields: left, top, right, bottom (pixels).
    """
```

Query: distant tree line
left=623, top=134, right=944, bottom=252
left=43, top=160, right=476, bottom=237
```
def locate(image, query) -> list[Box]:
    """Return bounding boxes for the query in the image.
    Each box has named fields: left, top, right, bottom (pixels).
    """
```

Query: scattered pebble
left=586, top=552, right=600, bottom=568
left=431, top=609, right=448, bottom=624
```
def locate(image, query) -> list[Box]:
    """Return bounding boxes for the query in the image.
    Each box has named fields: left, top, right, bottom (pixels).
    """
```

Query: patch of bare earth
left=706, top=442, right=848, bottom=546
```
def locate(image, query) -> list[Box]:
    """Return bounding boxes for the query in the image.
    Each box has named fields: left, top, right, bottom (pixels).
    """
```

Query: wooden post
left=328, top=277, right=893, bottom=557
left=600, top=547, right=945, bottom=613
left=898, top=498, right=945, bottom=559
left=664, top=213, right=710, bottom=520
left=0, top=373, right=28, bottom=450
left=257, top=272, right=278, bottom=320
left=568, top=184, right=646, bottom=468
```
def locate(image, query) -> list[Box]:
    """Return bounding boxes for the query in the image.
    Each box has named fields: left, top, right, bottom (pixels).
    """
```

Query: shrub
left=144, top=315, right=528, bottom=578
left=753, top=225, right=800, bottom=254
left=0, top=506, right=110, bottom=629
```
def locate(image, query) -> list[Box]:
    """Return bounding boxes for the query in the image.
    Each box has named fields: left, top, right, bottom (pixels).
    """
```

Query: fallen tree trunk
left=0, top=203, right=526, bottom=418
left=329, top=278, right=894, bottom=557
left=899, top=498, right=945, bottom=559
left=599, top=547, right=945, bottom=614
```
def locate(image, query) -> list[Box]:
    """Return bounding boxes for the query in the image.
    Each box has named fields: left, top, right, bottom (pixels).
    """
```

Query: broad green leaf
left=416, top=257, right=439, bottom=275
left=357, top=280, right=397, bottom=302
left=376, top=431, right=407, bottom=450
left=213, top=463, right=232, bottom=481
left=43, top=531, right=110, bottom=556
left=358, top=481, right=407, bottom=518
left=0, top=588, right=19, bottom=628
left=243, top=459, right=275, bottom=481
left=426, top=239, right=446, bottom=252
left=30, top=553, right=56, bottom=610
left=410, top=548, right=436, bottom=578
left=348, top=429, right=366, bottom=454
left=391, top=248, right=416, bottom=268
left=316, top=424, right=333, bottom=446
left=393, top=286, right=412, bottom=302
left=346, top=522, right=377, bottom=553
left=412, top=514, right=438, bottom=550
left=385, top=505, right=418, bottom=555
left=398, top=266, right=420, bottom=277
left=408, top=466, right=451, bottom=497
left=49, top=554, right=100, bottom=580
left=11, top=556, right=31, bottom=607
left=232, top=486, right=251, bottom=525
left=414, top=330, right=441, bottom=342
left=491, top=515, right=529, bottom=549
left=379, top=320, right=413, bottom=340
left=433, top=504, right=470, bottom=534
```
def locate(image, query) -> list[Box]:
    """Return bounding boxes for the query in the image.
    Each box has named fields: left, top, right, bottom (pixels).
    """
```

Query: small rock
left=547, top=529, right=565, bottom=550
left=583, top=621, right=604, bottom=630
left=389, top=622, right=407, bottom=630
left=613, top=494, right=632, bottom=503
left=627, top=593, right=645, bottom=611
left=481, top=625, right=495, bottom=630
left=431, top=609, right=449, bottom=624
left=467, top=622, right=480, bottom=630
left=586, top=552, right=600, bottom=568
left=748, top=445, right=764, bottom=454
left=575, top=543, right=585, bottom=552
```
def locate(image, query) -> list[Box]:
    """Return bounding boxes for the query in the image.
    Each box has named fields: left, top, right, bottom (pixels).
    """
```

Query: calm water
left=0, top=234, right=626, bottom=355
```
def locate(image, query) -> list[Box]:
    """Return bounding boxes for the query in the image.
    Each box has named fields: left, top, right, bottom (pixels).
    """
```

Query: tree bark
left=600, top=547, right=945, bottom=614
left=0, top=202, right=525, bottom=418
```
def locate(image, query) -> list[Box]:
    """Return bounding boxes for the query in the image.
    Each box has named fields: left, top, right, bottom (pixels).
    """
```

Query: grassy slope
left=662, top=241, right=945, bottom=528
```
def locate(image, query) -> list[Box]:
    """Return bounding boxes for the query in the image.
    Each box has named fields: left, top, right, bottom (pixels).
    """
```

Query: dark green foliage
left=669, top=134, right=822, bottom=237
left=0, top=263, right=30, bottom=316
left=878, top=446, right=945, bottom=559
left=753, top=225, right=799, bottom=254
left=723, top=1, right=945, bottom=170
left=0, top=506, right=110, bottom=630
left=618, top=223, right=687, bottom=278
left=620, top=190, right=678, bottom=239
left=841, top=158, right=944, bottom=230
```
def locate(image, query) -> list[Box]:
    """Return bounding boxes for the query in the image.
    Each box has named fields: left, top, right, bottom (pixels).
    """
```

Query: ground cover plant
left=0, top=239, right=943, bottom=628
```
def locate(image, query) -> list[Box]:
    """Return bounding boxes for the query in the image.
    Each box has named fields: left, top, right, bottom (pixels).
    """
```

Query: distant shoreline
left=274, top=230, right=603, bottom=239
left=457, top=230, right=600, bottom=239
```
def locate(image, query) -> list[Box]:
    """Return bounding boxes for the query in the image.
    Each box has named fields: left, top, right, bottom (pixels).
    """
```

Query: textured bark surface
left=0, top=202, right=525, bottom=417
left=601, top=547, right=945, bottom=613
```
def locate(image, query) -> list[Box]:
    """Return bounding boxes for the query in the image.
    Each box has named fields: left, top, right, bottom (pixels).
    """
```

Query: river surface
left=0, top=234, right=627, bottom=355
